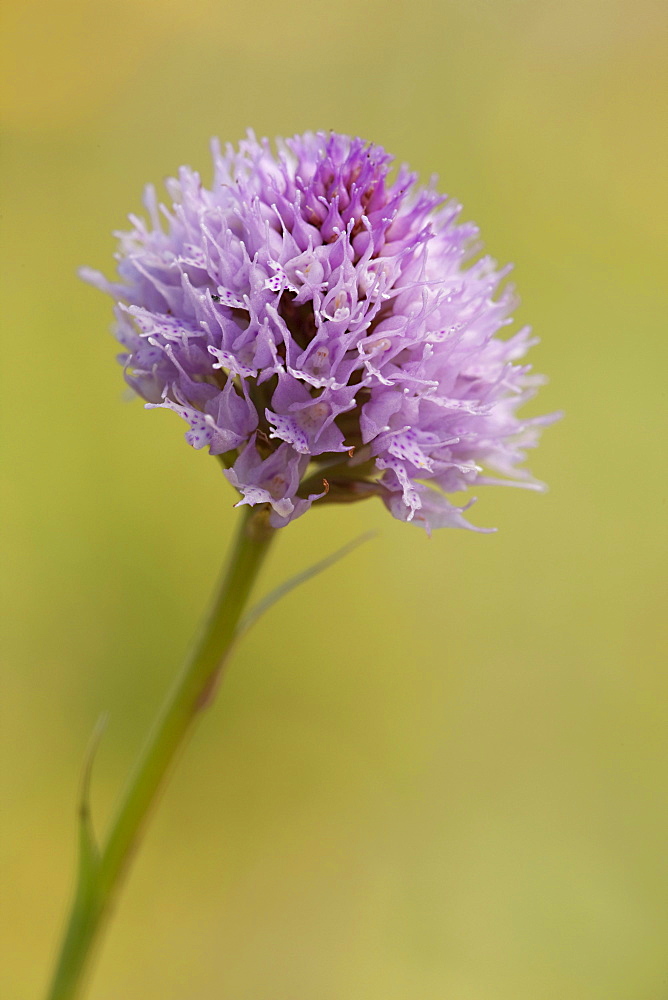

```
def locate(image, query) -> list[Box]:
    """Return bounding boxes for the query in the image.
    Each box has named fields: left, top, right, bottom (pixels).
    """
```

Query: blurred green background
left=2, top=1, right=667, bottom=997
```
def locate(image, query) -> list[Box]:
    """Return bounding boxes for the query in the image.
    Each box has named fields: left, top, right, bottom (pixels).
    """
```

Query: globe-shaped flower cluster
left=84, top=131, right=556, bottom=531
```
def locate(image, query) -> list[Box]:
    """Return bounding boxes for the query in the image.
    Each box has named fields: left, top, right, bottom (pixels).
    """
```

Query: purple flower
left=83, top=131, right=558, bottom=531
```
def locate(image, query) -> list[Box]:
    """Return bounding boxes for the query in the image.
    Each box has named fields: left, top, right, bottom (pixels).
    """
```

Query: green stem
left=46, top=507, right=276, bottom=1000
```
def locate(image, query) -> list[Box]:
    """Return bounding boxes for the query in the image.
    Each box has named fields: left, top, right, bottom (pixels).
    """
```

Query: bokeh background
left=2, top=1, right=667, bottom=997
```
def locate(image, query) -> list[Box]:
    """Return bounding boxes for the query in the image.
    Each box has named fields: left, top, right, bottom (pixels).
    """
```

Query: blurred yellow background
left=2, top=1, right=667, bottom=997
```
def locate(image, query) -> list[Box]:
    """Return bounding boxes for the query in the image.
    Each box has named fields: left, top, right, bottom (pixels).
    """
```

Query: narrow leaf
left=76, top=713, right=107, bottom=893
left=238, top=531, right=376, bottom=637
